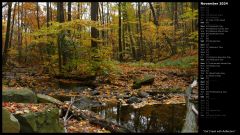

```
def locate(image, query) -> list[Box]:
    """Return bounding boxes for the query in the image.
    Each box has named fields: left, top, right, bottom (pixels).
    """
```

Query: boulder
left=37, top=94, right=63, bottom=105
left=2, top=108, right=20, bottom=133
left=2, top=87, right=37, bottom=103
left=126, top=96, right=142, bottom=104
left=137, top=91, right=149, bottom=98
left=14, top=106, right=64, bottom=133
left=73, top=97, right=102, bottom=109
left=132, top=75, right=154, bottom=89
left=91, top=90, right=100, bottom=96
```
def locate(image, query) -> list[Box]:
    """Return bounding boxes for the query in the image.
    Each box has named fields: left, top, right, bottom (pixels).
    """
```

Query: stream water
left=91, top=103, right=187, bottom=133
left=54, top=81, right=197, bottom=133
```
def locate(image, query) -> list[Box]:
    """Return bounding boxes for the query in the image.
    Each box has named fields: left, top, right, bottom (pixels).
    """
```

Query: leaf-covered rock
left=37, top=94, right=63, bottom=105
left=2, top=87, right=37, bottom=103
left=2, top=107, right=20, bottom=133
left=14, top=106, right=64, bottom=133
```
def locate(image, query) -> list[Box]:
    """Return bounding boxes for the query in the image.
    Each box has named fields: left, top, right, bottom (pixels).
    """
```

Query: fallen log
left=75, top=109, right=132, bottom=133
left=132, top=75, right=155, bottom=89
left=54, top=74, right=98, bottom=87
left=54, top=74, right=96, bottom=81
left=58, top=79, right=98, bottom=88
left=55, top=97, right=132, bottom=133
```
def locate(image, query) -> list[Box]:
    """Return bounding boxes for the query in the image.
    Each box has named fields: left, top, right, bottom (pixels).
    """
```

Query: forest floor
left=2, top=54, right=198, bottom=133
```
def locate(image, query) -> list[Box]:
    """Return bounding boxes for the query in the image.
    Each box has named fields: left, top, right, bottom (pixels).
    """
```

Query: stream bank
left=2, top=63, right=198, bottom=133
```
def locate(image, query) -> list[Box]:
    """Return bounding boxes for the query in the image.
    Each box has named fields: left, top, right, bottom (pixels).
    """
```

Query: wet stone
left=126, top=96, right=142, bottom=104
left=91, top=90, right=100, bottom=96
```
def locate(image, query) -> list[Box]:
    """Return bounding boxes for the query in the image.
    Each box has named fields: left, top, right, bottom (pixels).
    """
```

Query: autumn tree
left=9, top=3, right=17, bottom=48
left=17, top=2, right=22, bottom=61
left=2, top=2, right=12, bottom=66
left=1, top=2, right=198, bottom=73
left=100, top=2, right=105, bottom=45
left=57, top=2, right=64, bottom=73
left=149, top=2, right=159, bottom=61
left=172, top=3, right=178, bottom=55
left=137, top=2, right=143, bottom=60
left=50, top=2, right=52, bottom=21
left=36, top=2, right=40, bottom=29
left=68, top=2, right=71, bottom=21
left=192, top=2, right=198, bottom=32
left=118, top=2, right=123, bottom=61
left=47, top=2, right=50, bottom=27
left=91, top=2, right=99, bottom=48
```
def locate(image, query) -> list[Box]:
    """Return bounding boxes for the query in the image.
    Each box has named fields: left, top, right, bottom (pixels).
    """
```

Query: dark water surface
left=91, top=103, right=187, bottom=133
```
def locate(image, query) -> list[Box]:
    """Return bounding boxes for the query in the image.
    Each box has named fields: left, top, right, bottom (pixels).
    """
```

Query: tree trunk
left=20, top=2, right=23, bottom=49
left=47, top=2, right=50, bottom=27
left=50, top=2, right=52, bottom=21
left=36, top=2, right=40, bottom=29
left=2, top=2, right=12, bottom=66
left=127, top=23, right=136, bottom=60
left=106, top=2, right=109, bottom=46
left=101, top=2, right=105, bottom=46
left=138, top=2, right=143, bottom=60
left=172, top=3, right=178, bottom=55
left=24, top=7, right=28, bottom=54
left=118, top=2, right=123, bottom=61
left=91, top=2, right=99, bottom=48
left=9, top=2, right=17, bottom=48
left=17, top=2, right=22, bottom=62
left=57, top=2, right=65, bottom=73
left=68, top=2, right=71, bottom=21
left=192, top=2, right=198, bottom=32
left=149, top=2, right=160, bottom=62
left=77, top=2, right=80, bottom=19
left=61, top=2, right=72, bottom=66
left=149, top=2, right=159, bottom=26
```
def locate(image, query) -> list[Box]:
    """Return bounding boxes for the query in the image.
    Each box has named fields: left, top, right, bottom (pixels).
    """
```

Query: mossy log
left=132, top=75, right=154, bottom=89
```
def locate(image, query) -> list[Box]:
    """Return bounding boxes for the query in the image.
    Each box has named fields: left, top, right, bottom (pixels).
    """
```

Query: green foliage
left=158, top=55, right=198, bottom=69
left=180, top=8, right=198, bottom=21
left=98, top=60, right=121, bottom=76
left=88, top=45, right=120, bottom=76
left=127, top=55, right=197, bottom=69
left=187, top=31, right=198, bottom=45
left=26, top=18, right=121, bottom=76
left=25, top=19, right=97, bottom=73
left=4, top=2, right=198, bottom=76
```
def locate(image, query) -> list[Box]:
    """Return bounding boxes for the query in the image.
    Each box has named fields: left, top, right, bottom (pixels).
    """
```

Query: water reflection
left=91, top=103, right=187, bottom=133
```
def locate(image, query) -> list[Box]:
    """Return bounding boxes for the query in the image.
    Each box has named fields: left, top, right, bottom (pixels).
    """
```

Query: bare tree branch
left=2, top=3, right=8, bottom=8
left=63, top=96, right=76, bottom=133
